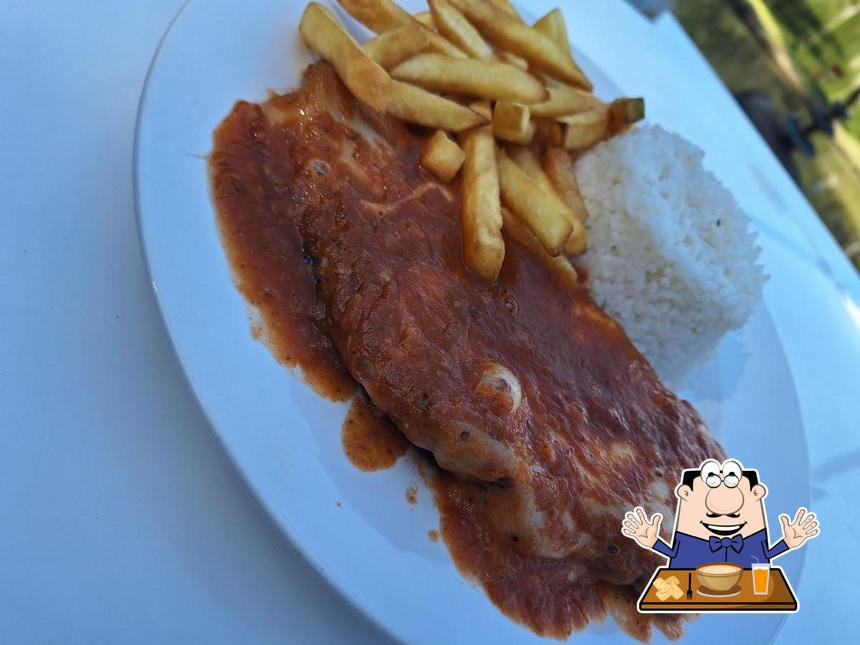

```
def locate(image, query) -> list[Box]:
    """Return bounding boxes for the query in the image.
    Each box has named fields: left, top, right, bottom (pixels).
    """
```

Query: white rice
left=574, top=125, right=765, bottom=383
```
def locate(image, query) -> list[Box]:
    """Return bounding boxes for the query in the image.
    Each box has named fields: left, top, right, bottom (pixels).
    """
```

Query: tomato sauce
left=209, top=63, right=690, bottom=642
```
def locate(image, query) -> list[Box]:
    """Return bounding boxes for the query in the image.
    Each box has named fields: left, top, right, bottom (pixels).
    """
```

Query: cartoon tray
left=638, top=567, right=798, bottom=612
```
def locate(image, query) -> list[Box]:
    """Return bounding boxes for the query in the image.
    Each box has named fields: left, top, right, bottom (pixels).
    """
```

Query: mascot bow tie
left=709, top=535, right=744, bottom=553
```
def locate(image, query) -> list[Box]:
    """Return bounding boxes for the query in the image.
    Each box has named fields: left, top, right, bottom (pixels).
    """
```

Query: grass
left=795, top=129, right=860, bottom=257
left=767, top=0, right=860, bottom=101
left=674, top=0, right=860, bottom=269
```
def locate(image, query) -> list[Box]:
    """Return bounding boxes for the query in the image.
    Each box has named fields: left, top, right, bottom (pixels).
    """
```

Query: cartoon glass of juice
left=752, top=563, right=770, bottom=595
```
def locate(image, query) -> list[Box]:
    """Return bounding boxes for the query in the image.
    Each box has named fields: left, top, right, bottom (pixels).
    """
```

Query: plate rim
left=131, top=3, right=419, bottom=641
left=132, top=2, right=809, bottom=643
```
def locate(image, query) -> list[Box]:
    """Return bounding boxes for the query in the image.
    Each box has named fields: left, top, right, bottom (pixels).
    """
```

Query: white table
left=2, top=1, right=858, bottom=643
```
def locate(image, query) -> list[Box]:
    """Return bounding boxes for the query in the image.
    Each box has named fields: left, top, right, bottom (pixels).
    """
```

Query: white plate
left=135, top=1, right=809, bottom=642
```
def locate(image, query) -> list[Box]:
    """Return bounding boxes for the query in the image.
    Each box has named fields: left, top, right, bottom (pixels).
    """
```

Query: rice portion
left=574, top=125, right=765, bottom=383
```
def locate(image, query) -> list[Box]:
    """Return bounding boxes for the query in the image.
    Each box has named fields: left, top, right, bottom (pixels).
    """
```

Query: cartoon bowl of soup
left=695, top=562, right=742, bottom=593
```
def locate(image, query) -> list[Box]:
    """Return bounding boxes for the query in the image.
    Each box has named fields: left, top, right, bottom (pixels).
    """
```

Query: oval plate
left=135, top=1, right=808, bottom=642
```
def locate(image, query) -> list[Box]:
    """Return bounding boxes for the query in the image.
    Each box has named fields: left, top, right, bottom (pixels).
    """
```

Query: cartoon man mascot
left=622, top=459, right=818, bottom=568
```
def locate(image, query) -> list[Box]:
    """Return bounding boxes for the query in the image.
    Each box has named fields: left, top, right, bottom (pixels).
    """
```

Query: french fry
left=414, top=11, right=434, bottom=28
left=496, top=51, right=529, bottom=71
left=388, top=81, right=488, bottom=131
left=427, top=33, right=468, bottom=57
left=337, top=0, right=467, bottom=58
left=428, top=33, right=469, bottom=58
left=486, top=0, right=522, bottom=21
left=496, top=148, right=572, bottom=255
left=507, top=145, right=555, bottom=193
left=607, top=97, right=645, bottom=136
left=337, top=0, right=408, bottom=33
left=508, top=146, right=586, bottom=255
left=364, top=24, right=431, bottom=69
left=542, top=148, right=589, bottom=223
left=391, top=53, right=547, bottom=103
left=447, top=0, right=592, bottom=89
left=300, top=3, right=392, bottom=113
left=533, top=9, right=570, bottom=57
left=461, top=126, right=505, bottom=280
left=532, top=8, right=592, bottom=90
left=533, top=118, right=564, bottom=147
left=529, top=85, right=602, bottom=118
left=429, top=0, right=494, bottom=61
left=493, top=101, right=535, bottom=144
left=469, top=100, right=493, bottom=121
left=506, top=121, right=536, bottom=145
left=560, top=105, right=610, bottom=150
left=502, top=207, right=578, bottom=289
left=421, top=130, right=466, bottom=182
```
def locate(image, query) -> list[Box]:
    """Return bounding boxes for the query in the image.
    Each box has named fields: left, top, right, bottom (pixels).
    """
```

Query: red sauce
left=428, top=530, right=439, bottom=543
left=209, top=96, right=354, bottom=401
left=405, top=486, right=417, bottom=505
left=209, top=64, right=696, bottom=642
left=341, top=395, right=408, bottom=472
left=425, top=468, right=688, bottom=641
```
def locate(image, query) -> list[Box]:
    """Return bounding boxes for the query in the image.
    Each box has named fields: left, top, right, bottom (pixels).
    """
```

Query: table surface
left=2, top=1, right=859, bottom=643
left=639, top=568, right=797, bottom=612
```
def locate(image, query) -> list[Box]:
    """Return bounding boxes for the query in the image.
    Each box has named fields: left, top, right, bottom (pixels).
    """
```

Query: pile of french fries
left=299, top=0, right=645, bottom=282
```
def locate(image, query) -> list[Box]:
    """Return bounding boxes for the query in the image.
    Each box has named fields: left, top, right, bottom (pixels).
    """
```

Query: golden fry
left=392, top=53, right=547, bottom=103
left=502, top=207, right=578, bottom=289
left=300, top=3, right=392, bottom=113
left=532, top=9, right=569, bottom=56
left=461, top=126, right=505, bottom=280
left=429, top=0, right=494, bottom=61
left=496, top=51, right=529, bottom=70
left=421, top=130, right=466, bottom=182
left=486, top=0, right=522, bottom=21
left=508, top=146, right=586, bottom=255
left=447, top=0, right=592, bottom=89
left=337, top=0, right=406, bottom=32
left=542, top=148, right=589, bottom=223
left=496, top=148, right=572, bottom=255
left=428, top=32, right=469, bottom=58
left=607, top=97, right=645, bottom=136
left=493, top=101, right=534, bottom=144
left=529, top=85, right=602, bottom=118
left=469, top=100, right=493, bottom=120
left=507, top=145, right=554, bottom=193
left=560, top=105, right=610, bottom=150
left=537, top=73, right=565, bottom=92
left=532, top=8, right=592, bottom=90
left=388, top=81, right=488, bottom=131
left=337, top=0, right=466, bottom=58
left=364, top=24, right=431, bottom=69
left=506, top=121, right=536, bottom=145
left=533, top=118, right=564, bottom=147
left=414, top=11, right=434, bottom=28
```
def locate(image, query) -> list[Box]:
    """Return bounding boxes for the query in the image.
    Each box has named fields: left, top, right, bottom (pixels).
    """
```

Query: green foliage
left=675, top=0, right=860, bottom=268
